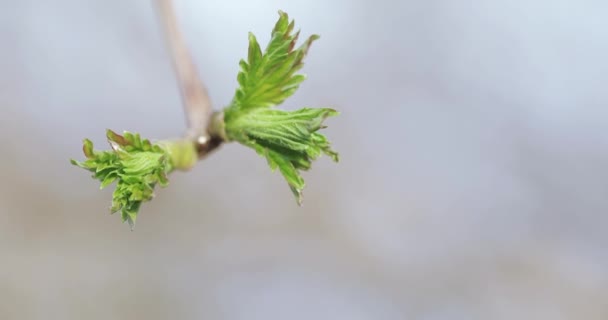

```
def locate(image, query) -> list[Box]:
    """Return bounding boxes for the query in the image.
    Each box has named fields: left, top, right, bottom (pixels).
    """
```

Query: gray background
left=1, top=0, right=607, bottom=319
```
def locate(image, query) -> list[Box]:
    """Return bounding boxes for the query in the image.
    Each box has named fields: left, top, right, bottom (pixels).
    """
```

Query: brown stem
left=155, top=0, right=212, bottom=141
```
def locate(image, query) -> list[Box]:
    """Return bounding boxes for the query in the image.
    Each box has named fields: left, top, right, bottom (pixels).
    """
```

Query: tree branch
left=155, top=0, right=212, bottom=141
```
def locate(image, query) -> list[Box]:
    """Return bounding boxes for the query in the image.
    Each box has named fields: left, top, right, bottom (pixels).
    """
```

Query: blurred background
left=1, top=0, right=608, bottom=319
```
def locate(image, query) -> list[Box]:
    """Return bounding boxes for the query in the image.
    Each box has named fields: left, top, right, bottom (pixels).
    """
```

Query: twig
left=155, top=0, right=212, bottom=141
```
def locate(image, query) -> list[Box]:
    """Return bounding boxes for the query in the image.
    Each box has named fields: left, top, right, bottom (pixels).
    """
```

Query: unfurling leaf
left=223, top=11, right=339, bottom=203
left=228, top=10, right=318, bottom=111
left=71, top=130, right=174, bottom=229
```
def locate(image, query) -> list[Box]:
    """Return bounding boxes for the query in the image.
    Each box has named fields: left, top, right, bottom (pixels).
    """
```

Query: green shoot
left=71, top=10, right=339, bottom=228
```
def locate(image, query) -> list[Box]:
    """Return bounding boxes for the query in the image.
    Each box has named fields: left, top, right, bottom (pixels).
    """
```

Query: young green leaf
left=71, top=130, right=175, bottom=229
left=223, top=11, right=339, bottom=204
left=225, top=107, right=339, bottom=204
left=228, top=10, right=318, bottom=111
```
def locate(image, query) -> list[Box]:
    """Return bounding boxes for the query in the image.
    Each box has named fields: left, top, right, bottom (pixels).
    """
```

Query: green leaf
left=71, top=131, right=175, bottom=229
left=222, top=11, right=339, bottom=204
left=228, top=10, right=319, bottom=111
left=225, top=107, right=339, bottom=203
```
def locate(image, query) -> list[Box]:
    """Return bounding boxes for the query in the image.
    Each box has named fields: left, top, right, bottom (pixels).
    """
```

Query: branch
left=155, top=0, right=212, bottom=141
left=71, top=10, right=338, bottom=228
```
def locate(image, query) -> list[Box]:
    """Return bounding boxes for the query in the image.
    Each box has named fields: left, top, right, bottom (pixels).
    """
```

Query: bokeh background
left=2, top=0, right=608, bottom=319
